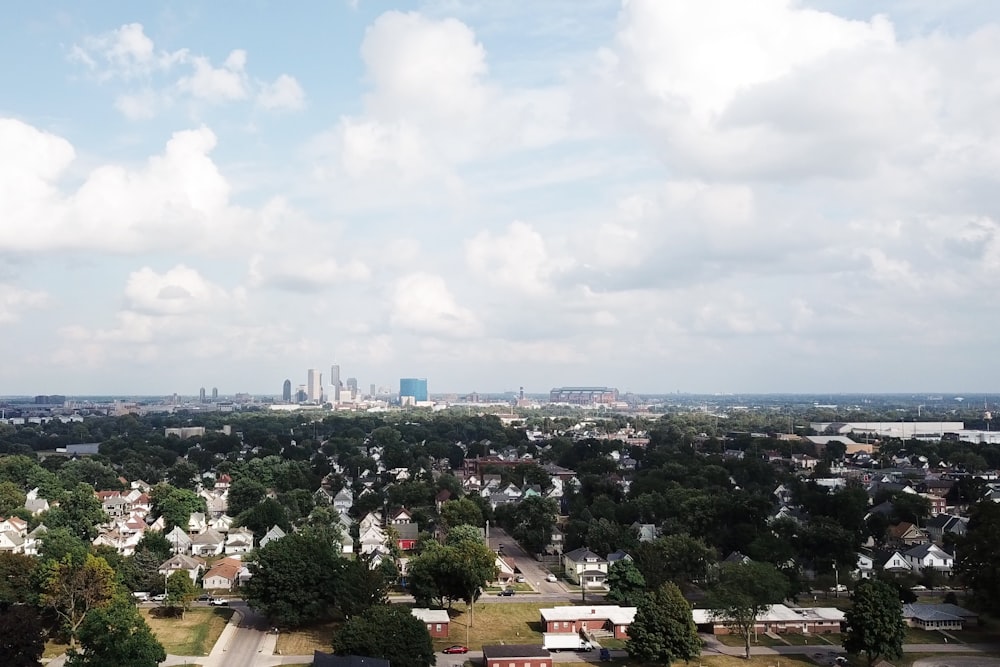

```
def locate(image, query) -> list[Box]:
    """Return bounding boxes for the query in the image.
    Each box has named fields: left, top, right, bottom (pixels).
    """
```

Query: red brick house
left=539, top=605, right=636, bottom=639
left=395, top=523, right=419, bottom=551
left=411, top=608, right=449, bottom=638
left=483, top=645, right=551, bottom=667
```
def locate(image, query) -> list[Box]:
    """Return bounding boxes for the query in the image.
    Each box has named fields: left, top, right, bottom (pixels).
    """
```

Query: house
left=225, top=527, right=255, bottom=555
left=562, top=548, right=609, bottom=588
left=0, top=517, right=27, bottom=536
left=632, top=523, right=657, bottom=543
left=902, top=603, right=977, bottom=631
left=259, top=525, right=286, bottom=548
left=0, top=531, right=24, bottom=553
left=873, top=549, right=912, bottom=574
left=607, top=550, right=632, bottom=565
left=434, top=489, right=452, bottom=511
left=203, top=557, right=243, bottom=590
left=210, top=514, right=236, bottom=534
left=854, top=552, right=874, bottom=580
left=187, top=512, right=209, bottom=535
left=332, top=488, right=353, bottom=513
left=159, top=554, right=205, bottom=584
left=925, top=515, right=968, bottom=544
left=887, top=522, right=928, bottom=547
left=411, top=608, right=450, bottom=638
left=692, top=605, right=844, bottom=635
left=546, top=527, right=564, bottom=555
left=483, top=645, right=551, bottom=667
left=23, top=524, right=47, bottom=556
left=539, top=605, right=637, bottom=639
left=165, top=526, right=192, bottom=554
left=23, top=494, right=49, bottom=516
left=920, top=493, right=947, bottom=516
left=395, top=523, right=419, bottom=551
left=358, top=524, right=388, bottom=555
left=494, top=556, right=517, bottom=585
left=96, top=491, right=129, bottom=519
left=388, top=508, right=413, bottom=525
left=190, top=529, right=225, bottom=557
left=903, top=544, right=953, bottom=574
left=791, top=454, right=818, bottom=470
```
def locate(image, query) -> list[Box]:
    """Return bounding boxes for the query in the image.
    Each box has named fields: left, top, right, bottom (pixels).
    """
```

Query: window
left=435, top=624, right=442, bottom=632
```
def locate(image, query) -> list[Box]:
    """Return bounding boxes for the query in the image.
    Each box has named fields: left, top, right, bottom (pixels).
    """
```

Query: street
left=488, top=526, right=568, bottom=596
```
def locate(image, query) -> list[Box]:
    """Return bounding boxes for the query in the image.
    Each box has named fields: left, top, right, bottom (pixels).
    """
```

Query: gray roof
left=483, top=645, right=550, bottom=659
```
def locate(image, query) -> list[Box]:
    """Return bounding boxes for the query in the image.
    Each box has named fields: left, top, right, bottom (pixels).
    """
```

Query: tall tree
left=165, top=570, right=198, bottom=618
left=242, top=531, right=341, bottom=627
left=449, top=537, right=498, bottom=628
left=0, top=480, right=26, bottom=515
left=334, top=557, right=389, bottom=620
left=150, top=484, right=206, bottom=530
left=226, top=476, right=267, bottom=518
left=332, top=604, right=435, bottom=667
left=0, top=552, right=37, bottom=605
left=635, top=534, right=715, bottom=588
left=0, top=603, right=44, bottom=667
left=957, top=500, right=1000, bottom=612
left=44, top=483, right=105, bottom=541
left=440, top=498, right=484, bottom=529
left=40, top=553, right=116, bottom=648
left=626, top=582, right=702, bottom=665
left=843, top=579, right=906, bottom=667
left=607, top=558, right=647, bottom=607
left=67, top=594, right=166, bottom=667
left=708, top=562, right=789, bottom=659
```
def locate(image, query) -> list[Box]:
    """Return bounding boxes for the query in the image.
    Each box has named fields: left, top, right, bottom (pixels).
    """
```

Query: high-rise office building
left=399, top=378, right=429, bottom=403
left=307, top=369, right=323, bottom=402
left=330, top=364, right=341, bottom=403
left=212, top=387, right=218, bottom=400
left=369, top=383, right=376, bottom=398
left=282, top=379, right=292, bottom=402
left=347, top=377, right=358, bottom=396
left=199, top=387, right=206, bottom=403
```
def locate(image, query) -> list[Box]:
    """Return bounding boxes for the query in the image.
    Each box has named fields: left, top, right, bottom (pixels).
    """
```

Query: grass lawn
left=275, top=621, right=339, bottom=656
left=43, top=639, right=70, bottom=659
left=903, top=628, right=950, bottom=644
left=599, top=638, right=628, bottom=649
left=432, top=601, right=567, bottom=651
left=715, top=633, right=787, bottom=648
left=484, top=583, right=536, bottom=592
left=140, top=607, right=233, bottom=656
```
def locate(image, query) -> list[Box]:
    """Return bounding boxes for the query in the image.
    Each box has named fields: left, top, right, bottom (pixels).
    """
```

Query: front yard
left=140, top=607, right=234, bottom=656
left=274, top=621, right=339, bottom=656
left=432, top=601, right=567, bottom=651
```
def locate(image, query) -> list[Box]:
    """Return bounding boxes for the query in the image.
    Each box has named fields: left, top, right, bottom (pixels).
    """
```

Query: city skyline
left=4, top=2, right=1000, bottom=395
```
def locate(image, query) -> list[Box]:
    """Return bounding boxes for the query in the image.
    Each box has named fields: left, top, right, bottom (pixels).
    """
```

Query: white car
left=545, top=574, right=558, bottom=583
left=151, top=594, right=166, bottom=602
left=210, top=598, right=230, bottom=606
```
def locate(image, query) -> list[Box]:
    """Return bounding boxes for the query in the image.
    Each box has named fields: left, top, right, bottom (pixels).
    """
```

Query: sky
left=3, top=1, right=1000, bottom=397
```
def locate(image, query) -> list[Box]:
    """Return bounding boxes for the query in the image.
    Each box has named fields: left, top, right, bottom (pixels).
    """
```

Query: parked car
left=197, top=594, right=214, bottom=602
left=443, top=646, right=469, bottom=654
left=545, top=574, right=558, bottom=583
left=835, top=657, right=848, bottom=665
left=828, top=584, right=847, bottom=592
left=210, top=598, right=229, bottom=606
left=132, top=592, right=150, bottom=602
left=151, top=594, right=166, bottom=603
left=515, top=575, right=526, bottom=583
left=498, top=588, right=515, bottom=597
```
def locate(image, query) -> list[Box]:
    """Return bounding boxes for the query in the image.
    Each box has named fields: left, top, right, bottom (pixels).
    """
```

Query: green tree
left=626, top=582, right=702, bottom=665
left=635, top=534, right=714, bottom=588
left=135, top=531, right=173, bottom=561
left=242, top=532, right=341, bottom=627
left=67, top=594, right=166, bottom=667
left=150, top=484, right=206, bottom=530
left=44, top=483, right=104, bottom=541
left=334, top=556, right=389, bottom=619
left=0, top=481, right=26, bottom=515
left=0, top=603, right=44, bottom=667
left=165, top=570, right=198, bottom=618
left=440, top=498, right=484, bottom=529
left=38, top=527, right=90, bottom=564
left=237, top=498, right=290, bottom=536
left=119, top=548, right=163, bottom=594
left=40, top=553, right=117, bottom=648
left=332, top=604, right=435, bottom=667
left=607, top=558, right=647, bottom=607
left=166, top=460, right=200, bottom=490
left=708, top=562, right=789, bottom=659
left=957, top=500, right=1000, bottom=612
left=0, top=552, right=37, bottom=605
left=449, top=537, right=498, bottom=628
left=843, top=579, right=906, bottom=667
left=226, top=476, right=267, bottom=518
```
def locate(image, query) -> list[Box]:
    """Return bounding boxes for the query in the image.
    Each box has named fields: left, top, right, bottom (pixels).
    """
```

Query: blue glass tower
left=399, top=377, right=428, bottom=402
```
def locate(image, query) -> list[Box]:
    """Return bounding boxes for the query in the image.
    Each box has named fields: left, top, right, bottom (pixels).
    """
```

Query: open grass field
left=432, top=601, right=569, bottom=651
left=140, top=607, right=233, bottom=656
left=903, top=628, right=950, bottom=644
left=275, top=621, right=339, bottom=656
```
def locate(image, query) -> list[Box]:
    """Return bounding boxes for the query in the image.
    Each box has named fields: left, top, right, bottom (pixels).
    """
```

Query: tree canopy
left=708, top=561, right=789, bottom=659
left=332, top=604, right=435, bottom=667
left=843, top=579, right=906, bottom=667
left=625, top=582, right=701, bottom=665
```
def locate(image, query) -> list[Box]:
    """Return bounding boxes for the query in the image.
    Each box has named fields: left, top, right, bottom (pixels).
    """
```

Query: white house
left=562, top=547, right=609, bottom=588
left=904, top=544, right=954, bottom=573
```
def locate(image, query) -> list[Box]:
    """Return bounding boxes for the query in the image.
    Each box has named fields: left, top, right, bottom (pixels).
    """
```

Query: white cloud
left=0, top=119, right=257, bottom=255
left=177, top=50, right=249, bottom=103
left=390, top=272, right=482, bottom=338
left=0, top=284, right=50, bottom=324
left=257, top=74, right=306, bottom=111
left=71, top=24, right=302, bottom=117
left=123, top=265, right=231, bottom=316
left=465, top=221, right=568, bottom=295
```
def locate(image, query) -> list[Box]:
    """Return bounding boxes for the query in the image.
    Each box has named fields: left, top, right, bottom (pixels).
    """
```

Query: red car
left=443, top=646, right=469, bottom=654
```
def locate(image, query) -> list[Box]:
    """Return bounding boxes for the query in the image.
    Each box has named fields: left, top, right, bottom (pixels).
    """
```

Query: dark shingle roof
left=483, top=645, right=550, bottom=659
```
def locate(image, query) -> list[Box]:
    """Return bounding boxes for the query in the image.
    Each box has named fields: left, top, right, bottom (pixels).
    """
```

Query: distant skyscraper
left=399, top=378, right=429, bottom=403
left=282, top=379, right=292, bottom=402
left=330, top=364, right=341, bottom=403
left=212, top=387, right=218, bottom=400
left=307, top=369, right=323, bottom=402
left=369, top=383, right=376, bottom=398
left=199, top=387, right=206, bottom=403
left=347, top=377, right=358, bottom=395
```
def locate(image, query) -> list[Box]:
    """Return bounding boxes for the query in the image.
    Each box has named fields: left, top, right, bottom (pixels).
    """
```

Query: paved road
left=488, top=527, right=568, bottom=596
left=206, top=602, right=274, bottom=667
